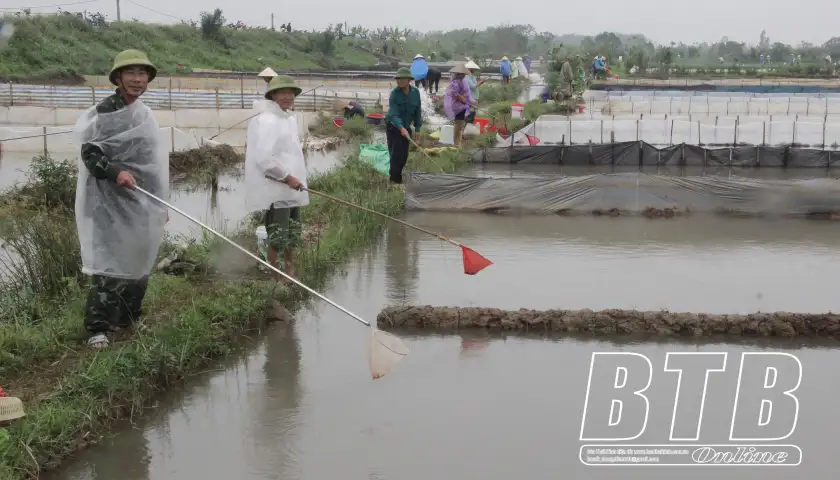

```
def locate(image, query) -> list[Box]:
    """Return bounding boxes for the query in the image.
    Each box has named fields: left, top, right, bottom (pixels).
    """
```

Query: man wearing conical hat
left=245, top=75, right=309, bottom=285
left=75, top=49, right=169, bottom=349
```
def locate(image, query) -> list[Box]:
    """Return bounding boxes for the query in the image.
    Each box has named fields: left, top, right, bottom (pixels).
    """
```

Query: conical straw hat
left=449, top=63, right=470, bottom=75
left=0, top=396, right=25, bottom=422
left=333, top=98, right=350, bottom=111
left=464, top=60, right=480, bottom=70
left=257, top=67, right=278, bottom=78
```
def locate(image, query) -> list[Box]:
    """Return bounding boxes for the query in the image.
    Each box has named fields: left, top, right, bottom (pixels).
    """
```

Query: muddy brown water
left=7, top=152, right=840, bottom=478
left=0, top=147, right=348, bottom=237
left=46, top=205, right=840, bottom=479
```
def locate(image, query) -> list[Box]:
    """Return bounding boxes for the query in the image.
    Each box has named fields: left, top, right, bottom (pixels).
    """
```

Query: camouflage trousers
left=83, top=274, right=149, bottom=334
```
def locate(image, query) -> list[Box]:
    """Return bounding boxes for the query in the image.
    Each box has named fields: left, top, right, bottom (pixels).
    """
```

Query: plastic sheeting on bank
left=403, top=171, right=840, bottom=217
left=474, top=142, right=840, bottom=168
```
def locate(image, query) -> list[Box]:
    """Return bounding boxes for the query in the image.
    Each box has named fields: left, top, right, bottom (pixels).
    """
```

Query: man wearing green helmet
left=245, top=75, right=309, bottom=284
left=385, top=67, right=422, bottom=185
left=74, top=49, right=169, bottom=349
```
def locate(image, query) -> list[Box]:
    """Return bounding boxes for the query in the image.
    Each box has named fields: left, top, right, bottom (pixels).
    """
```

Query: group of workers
left=74, top=49, right=314, bottom=348
left=71, top=49, right=524, bottom=348
left=499, top=56, right=530, bottom=84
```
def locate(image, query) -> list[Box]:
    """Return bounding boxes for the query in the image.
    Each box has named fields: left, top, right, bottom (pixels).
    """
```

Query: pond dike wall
left=377, top=306, right=840, bottom=337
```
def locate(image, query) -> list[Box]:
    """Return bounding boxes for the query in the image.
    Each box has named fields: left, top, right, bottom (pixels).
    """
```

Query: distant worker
left=335, top=99, right=366, bottom=120
left=411, top=54, right=429, bottom=89
left=523, top=55, right=532, bottom=74
left=593, top=55, right=606, bottom=79
left=425, top=67, right=442, bottom=95
left=385, top=68, right=422, bottom=186
left=540, top=85, right=551, bottom=103
left=514, top=56, right=528, bottom=77
left=560, top=54, right=574, bottom=100
left=444, top=63, right=473, bottom=146
left=464, top=60, right=486, bottom=123
left=499, top=56, right=512, bottom=84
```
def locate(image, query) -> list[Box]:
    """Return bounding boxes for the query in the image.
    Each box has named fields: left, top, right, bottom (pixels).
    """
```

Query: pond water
left=51, top=208, right=840, bottom=479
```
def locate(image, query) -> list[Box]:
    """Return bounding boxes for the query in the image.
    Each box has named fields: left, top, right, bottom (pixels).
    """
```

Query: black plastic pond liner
left=403, top=170, right=840, bottom=217
left=476, top=142, right=839, bottom=168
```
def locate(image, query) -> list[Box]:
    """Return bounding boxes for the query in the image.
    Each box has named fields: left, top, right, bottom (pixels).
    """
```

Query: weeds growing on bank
left=477, top=81, right=526, bottom=106
left=169, top=144, right=244, bottom=188
left=308, top=112, right=375, bottom=142
left=0, top=146, right=469, bottom=479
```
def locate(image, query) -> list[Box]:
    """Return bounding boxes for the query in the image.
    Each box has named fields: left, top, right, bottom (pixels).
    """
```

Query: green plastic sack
left=359, top=143, right=390, bottom=176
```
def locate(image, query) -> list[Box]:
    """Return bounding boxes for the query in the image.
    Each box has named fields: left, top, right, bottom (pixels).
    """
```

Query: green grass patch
left=0, top=146, right=468, bottom=479
left=308, top=112, right=376, bottom=142
left=0, top=13, right=381, bottom=81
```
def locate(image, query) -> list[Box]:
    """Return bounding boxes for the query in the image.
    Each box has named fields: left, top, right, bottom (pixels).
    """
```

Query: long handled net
left=266, top=174, right=493, bottom=275
left=136, top=186, right=409, bottom=380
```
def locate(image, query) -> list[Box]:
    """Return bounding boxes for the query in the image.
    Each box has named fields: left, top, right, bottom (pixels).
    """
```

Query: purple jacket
left=444, top=76, right=473, bottom=120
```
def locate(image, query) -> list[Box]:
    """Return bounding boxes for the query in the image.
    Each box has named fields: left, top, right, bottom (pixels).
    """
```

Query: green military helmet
left=264, top=74, right=302, bottom=99
left=394, top=67, right=414, bottom=79
left=109, top=49, right=157, bottom=86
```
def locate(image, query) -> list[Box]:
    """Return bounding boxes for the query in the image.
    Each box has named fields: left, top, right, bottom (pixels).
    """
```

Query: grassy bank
left=0, top=146, right=468, bottom=478
left=0, top=13, right=381, bottom=82
left=308, top=112, right=376, bottom=142
left=470, top=78, right=580, bottom=144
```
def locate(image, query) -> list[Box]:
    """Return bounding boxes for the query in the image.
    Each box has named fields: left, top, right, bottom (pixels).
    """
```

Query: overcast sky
left=6, top=0, right=837, bottom=46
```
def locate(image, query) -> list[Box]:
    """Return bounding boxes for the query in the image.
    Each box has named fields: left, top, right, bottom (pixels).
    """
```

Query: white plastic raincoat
left=74, top=100, right=169, bottom=279
left=245, top=100, right=309, bottom=212
left=514, top=59, right=528, bottom=77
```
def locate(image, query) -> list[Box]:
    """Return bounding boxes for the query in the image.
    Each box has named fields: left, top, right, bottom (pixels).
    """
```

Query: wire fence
left=0, top=125, right=240, bottom=154
left=523, top=116, right=840, bottom=149
left=594, top=77, right=840, bottom=87
left=586, top=96, right=840, bottom=118
left=0, top=84, right=384, bottom=111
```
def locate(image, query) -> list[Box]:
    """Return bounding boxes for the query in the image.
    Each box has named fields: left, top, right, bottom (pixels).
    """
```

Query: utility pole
left=270, top=13, right=274, bottom=30
left=116, top=0, right=121, bottom=21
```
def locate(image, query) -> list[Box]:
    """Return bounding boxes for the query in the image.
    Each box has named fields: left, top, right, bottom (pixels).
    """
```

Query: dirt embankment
left=377, top=306, right=840, bottom=337
left=0, top=72, right=86, bottom=85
